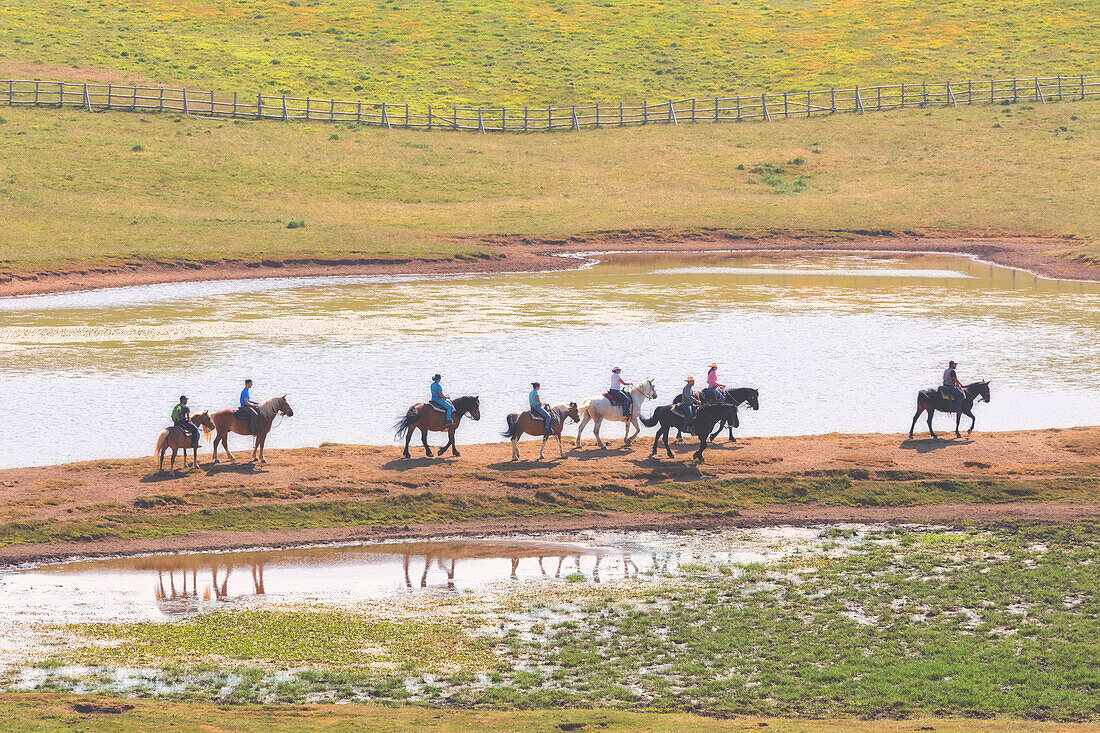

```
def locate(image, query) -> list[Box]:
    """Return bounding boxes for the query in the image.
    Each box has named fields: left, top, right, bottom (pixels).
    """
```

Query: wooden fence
left=3, top=74, right=1098, bottom=132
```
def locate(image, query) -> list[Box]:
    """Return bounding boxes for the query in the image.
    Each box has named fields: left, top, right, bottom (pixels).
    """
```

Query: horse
left=641, top=402, right=739, bottom=462
left=674, top=386, right=759, bottom=442
left=154, top=411, right=215, bottom=474
left=575, top=378, right=657, bottom=449
left=393, top=395, right=481, bottom=458
left=908, top=380, right=991, bottom=440
left=503, top=402, right=581, bottom=461
left=209, top=395, right=294, bottom=464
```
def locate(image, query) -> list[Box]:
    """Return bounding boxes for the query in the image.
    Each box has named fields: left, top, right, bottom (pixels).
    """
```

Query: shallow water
left=0, top=528, right=846, bottom=628
left=1, top=251, right=1098, bottom=467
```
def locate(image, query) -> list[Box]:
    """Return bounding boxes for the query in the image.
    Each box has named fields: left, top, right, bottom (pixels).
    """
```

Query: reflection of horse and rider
left=158, top=359, right=991, bottom=472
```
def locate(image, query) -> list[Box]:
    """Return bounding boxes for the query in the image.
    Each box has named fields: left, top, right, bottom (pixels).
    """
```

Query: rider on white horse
left=576, top=377, right=657, bottom=449
left=608, top=367, right=633, bottom=418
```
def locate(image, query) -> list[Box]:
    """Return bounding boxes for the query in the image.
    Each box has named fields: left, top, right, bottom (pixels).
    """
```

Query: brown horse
left=210, top=395, right=294, bottom=464
left=154, top=411, right=215, bottom=474
left=503, top=402, right=580, bottom=461
left=393, top=395, right=480, bottom=458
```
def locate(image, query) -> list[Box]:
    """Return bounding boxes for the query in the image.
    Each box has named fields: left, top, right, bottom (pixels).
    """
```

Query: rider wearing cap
left=430, top=374, right=454, bottom=426
left=704, top=362, right=724, bottom=403
left=943, top=360, right=964, bottom=412
left=172, top=395, right=199, bottom=448
left=681, top=377, right=697, bottom=432
left=529, top=382, right=553, bottom=433
left=608, top=367, right=633, bottom=418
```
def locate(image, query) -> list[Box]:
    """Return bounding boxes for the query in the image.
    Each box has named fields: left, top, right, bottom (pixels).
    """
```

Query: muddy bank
left=1, top=232, right=1096, bottom=297
left=1, top=426, right=1097, bottom=565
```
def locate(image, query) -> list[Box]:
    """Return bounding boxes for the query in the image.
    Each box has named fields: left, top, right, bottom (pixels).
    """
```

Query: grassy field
left=4, top=696, right=1095, bottom=733
left=1, top=0, right=1098, bottom=106
left=1, top=99, right=1097, bottom=271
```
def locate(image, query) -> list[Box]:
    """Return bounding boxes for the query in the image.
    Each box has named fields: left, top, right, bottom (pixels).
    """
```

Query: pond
left=1, top=251, right=1098, bottom=467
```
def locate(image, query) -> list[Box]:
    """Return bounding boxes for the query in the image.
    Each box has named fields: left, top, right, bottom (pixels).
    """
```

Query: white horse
left=575, top=378, right=657, bottom=449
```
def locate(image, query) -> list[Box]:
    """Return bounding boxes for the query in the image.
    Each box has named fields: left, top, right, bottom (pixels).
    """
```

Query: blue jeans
left=531, top=404, right=552, bottom=432
left=431, top=398, right=453, bottom=422
left=682, top=404, right=694, bottom=431
left=945, top=386, right=964, bottom=411
left=609, top=389, right=629, bottom=413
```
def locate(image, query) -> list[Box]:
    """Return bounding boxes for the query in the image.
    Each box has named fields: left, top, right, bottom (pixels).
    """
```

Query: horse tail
left=640, top=410, right=661, bottom=428
left=502, top=414, right=518, bottom=438
left=392, top=407, right=419, bottom=442
left=153, top=429, right=169, bottom=457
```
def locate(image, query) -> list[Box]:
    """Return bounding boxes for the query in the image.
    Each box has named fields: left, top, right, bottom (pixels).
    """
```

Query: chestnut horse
left=154, top=411, right=215, bottom=474
left=210, top=395, right=294, bottom=464
left=393, top=395, right=481, bottom=458
left=503, top=402, right=581, bottom=461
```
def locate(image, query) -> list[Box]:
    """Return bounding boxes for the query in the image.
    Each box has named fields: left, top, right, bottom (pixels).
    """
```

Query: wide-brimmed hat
left=685, top=376, right=695, bottom=383
left=708, top=363, right=718, bottom=369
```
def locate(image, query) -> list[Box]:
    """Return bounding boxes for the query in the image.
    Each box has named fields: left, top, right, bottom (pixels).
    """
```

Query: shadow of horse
left=899, top=437, right=975, bottom=453
left=485, top=459, right=563, bottom=471
left=381, top=457, right=441, bottom=471
left=202, top=461, right=266, bottom=476
left=140, top=469, right=199, bottom=483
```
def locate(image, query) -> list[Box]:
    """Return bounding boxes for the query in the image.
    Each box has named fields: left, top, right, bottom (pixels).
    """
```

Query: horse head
left=638, top=378, right=657, bottom=400
left=458, top=396, right=481, bottom=421
left=566, top=401, right=580, bottom=423
left=193, top=410, right=216, bottom=440
left=743, top=388, right=760, bottom=411
left=279, top=394, right=294, bottom=416
left=976, top=380, right=991, bottom=403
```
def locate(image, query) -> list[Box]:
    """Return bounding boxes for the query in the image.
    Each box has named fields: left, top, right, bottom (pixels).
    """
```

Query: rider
left=608, top=367, right=633, bottom=418
left=172, top=395, right=199, bottom=448
left=430, top=374, right=454, bottom=426
left=239, top=379, right=260, bottom=435
left=704, top=362, right=724, bottom=402
left=529, top=382, right=553, bottom=433
left=681, top=376, right=697, bottom=433
left=943, top=360, right=965, bottom=412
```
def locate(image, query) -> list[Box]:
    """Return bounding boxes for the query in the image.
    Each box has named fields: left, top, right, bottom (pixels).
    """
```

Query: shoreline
left=1, top=426, right=1097, bottom=566
left=1, top=231, right=1096, bottom=298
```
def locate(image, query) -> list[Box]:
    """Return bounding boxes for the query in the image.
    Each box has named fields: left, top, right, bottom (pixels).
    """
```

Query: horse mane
left=452, top=395, right=478, bottom=413
left=256, top=396, right=283, bottom=418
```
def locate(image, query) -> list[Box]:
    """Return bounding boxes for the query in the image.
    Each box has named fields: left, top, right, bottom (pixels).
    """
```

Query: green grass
left=0, top=100, right=1098, bottom=271
left=1, top=1, right=1098, bottom=106
left=2, top=467, right=1097, bottom=547
left=1, top=696, right=1093, bottom=733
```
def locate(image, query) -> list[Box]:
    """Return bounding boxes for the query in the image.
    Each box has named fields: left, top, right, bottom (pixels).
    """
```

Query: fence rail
left=4, top=75, right=1098, bottom=132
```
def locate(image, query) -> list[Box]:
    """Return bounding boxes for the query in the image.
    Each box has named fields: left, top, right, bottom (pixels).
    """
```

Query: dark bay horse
left=503, top=402, right=580, bottom=461
left=674, top=386, right=759, bottom=442
left=394, top=395, right=481, bottom=458
left=154, top=411, right=215, bottom=474
left=908, top=380, right=991, bottom=440
left=641, top=402, right=739, bottom=461
left=210, top=395, right=294, bottom=464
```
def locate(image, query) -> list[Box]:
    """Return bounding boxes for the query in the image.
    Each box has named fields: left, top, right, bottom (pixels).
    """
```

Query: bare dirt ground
left=1, top=426, right=1096, bottom=564
left=1, top=232, right=1096, bottom=297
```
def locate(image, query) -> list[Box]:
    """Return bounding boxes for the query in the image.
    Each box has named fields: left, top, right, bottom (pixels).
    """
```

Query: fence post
left=571, top=105, right=579, bottom=130
left=595, top=102, right=600, bottom=127
left=357, top=100, right=362, bottom=123
left=208, top=89, right=213, bottom=114
left=968, top=79, right=972, bottom=104
left=921, top=81, right=927, bottom=107
left=305, top=97, right=310, bottom=120
left=453, top=107, right=457, bottom=130
left=1057, top=75, right=1062, bottom=101
left=946, top=82, right=956, bottom=107
left=783, top=92, right=788, bottom=118
left=523, top=106, right=528, bottom=132
left=330, top=99, right=335, bottom=122
left=808, top=90, right=812, bottom=117
left=691, top=97, right=696, bottom=122
left=427, top=104, right=431, bottom=131
left=281, top=95, right=288, bottom=121
left=855, top=86, right=863, bottom=113
left=667, top=100, right=675, bottom=125
left=1012, top=77, right=1017, bottom=103
left=108, top=83, right=113, bottom=109
left=34, top=81, right=39, bottom=106
left=1034, top=78, right=1044, bottom=103
left=547, top=104, right=551, bottom=131
left=383, top=102, right=391, bottom=129
left=7, top=80, right=11, bottom=106
left=830, top=87, right=835, bottom=112
left=58, top=81, right=64, bottom=108
left=83, top=83, right=91, bottom=112
left=500, top=106, right=504, bottom=132
left=257, top=93, right=262, bottom=119
left=181, top=87, right=187, bottom=114
left=477, top=107, right=484, bottom=133
left=876, top=86, right=881, bottom=111
left=714, top=97, right=719, bottom=122
left=1081, top=74, right=1086, bottom=100
left=231, top=91, right=237, bottom=117
left=736, top=96, right=741, bottom=120
left=643, top=100, right=647, bottom=125
left=761, top=94, right=770, bottom=121
left=159, top=88, right=165, bottom=112
left=990, top=78, right=994, bottom=102
left=619, top=101, right=623, bottom=126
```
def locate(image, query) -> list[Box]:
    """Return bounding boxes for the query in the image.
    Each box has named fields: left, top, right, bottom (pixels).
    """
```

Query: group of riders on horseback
left=157, top=360, right=990, bottom=472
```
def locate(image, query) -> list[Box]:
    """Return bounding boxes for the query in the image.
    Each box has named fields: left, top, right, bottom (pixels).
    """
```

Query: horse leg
left=650, top=428, right=660, bottom=457
left=593, top=416, right=605, bottom=450
left=955, top=410, right=963, bottom=439
left=158, top=448, right=166, bottom=474
left=966, top=410, right=976, bottom=435
left=538, top=435, right=547, bottom=461
left=170, top=447, right=178, bottom=475
left=709, top=421, right=723, bottom=442
left=258, top=433, right=267, bottom=464
left=694, top=434, right=707, bottom=462
left=421, top=428, right=433, bottom=458
left=927, top=408, right=938, bottom=440
left=511, top=435, right=520, bottom=462
left=908, top=404, right=924, bottom=440
left=449, top=427, right=460, bottom=457
left=663, top=425, right=673, bottom=458
left=575, top=412, right=590, bottom=448
left=557, top=433, right=564, bottom=459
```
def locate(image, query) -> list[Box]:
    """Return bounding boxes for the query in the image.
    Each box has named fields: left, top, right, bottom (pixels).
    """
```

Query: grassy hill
left=1, top=0, right=1098, bottom=105
left=1, top=99, right=1096, bottom=271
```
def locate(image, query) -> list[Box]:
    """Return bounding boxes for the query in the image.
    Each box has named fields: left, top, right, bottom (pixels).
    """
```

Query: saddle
left=937, top=386, right=954, bottom=400
left=605, top=392, right=631, bottom=415
left=234, top=406, right=251, bottom=419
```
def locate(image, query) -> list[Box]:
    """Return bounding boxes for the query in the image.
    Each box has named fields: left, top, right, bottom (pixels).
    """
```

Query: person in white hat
left=704, top=362, right=724, bottom=402
left=681, top=376, right=697, bottom=432
left=608, top=367, right=634, bottom=417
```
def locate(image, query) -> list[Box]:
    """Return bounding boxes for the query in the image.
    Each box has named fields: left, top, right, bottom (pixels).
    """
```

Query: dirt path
left=1, top=232, right=1096, bottom=297
left=1, top=427, right=1096, bottom=564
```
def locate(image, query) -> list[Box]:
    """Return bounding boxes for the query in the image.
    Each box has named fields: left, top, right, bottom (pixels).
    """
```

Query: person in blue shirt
left=239, top=379, right=260, bottom=435
left=430, top=374, right=454, bottom=425
left=529, top=382, right=553, bottom=433
left=681, top=376, right=697, bottom=433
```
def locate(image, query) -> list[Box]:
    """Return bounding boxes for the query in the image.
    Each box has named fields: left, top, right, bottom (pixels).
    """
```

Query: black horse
left=393, top=395, right=481, bottom=458
left=908, top=381, right=991, bottom=440
left=673, top=386, right=759, bottom=441
left=641, top=402, right=739, bottom=461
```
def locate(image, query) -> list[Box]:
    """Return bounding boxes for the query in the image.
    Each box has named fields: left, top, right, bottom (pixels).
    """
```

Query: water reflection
left=1, top=252, right=1099, bottom=467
